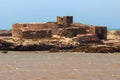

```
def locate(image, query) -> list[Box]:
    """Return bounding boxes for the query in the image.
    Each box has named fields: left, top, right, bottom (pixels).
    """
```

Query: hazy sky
left=0, top=0, right=120, bottom=30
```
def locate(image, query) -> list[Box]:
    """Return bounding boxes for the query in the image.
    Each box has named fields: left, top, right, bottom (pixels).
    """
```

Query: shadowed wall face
left=63, top=16, right=73, bottom=25
left=84, top=26, right=107, bottom=40
left=60, top=27, right=87, bottom=37
left=95, top=27, right=107, bottom=40
left=22, top=30, right=52, bottom=39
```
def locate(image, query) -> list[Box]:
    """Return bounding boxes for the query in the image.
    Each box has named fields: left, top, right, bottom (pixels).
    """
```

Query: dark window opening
left=98, top=33, right=104, bottom=40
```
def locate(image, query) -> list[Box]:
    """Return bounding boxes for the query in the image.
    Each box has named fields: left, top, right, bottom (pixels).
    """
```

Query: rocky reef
left=0, top=37, right=79, bottom=51
left=73, top=45, right=120, bottom=53
left=0, top=34, right=120, bottom=53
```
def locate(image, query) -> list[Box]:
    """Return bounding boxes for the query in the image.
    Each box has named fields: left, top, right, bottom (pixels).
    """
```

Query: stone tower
left=57, top=16, right=63, bottom=24
left=63, top=16, right=73, bottom=25
left=57, top=16, right=73, bottom=26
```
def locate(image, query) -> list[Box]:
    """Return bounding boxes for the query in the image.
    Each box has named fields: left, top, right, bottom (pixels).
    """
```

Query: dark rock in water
left=1, top=51, right=8, bottom=54
left=0, top=38, right=120, bottom=53
left=0, top=40, right=14, bottom=50
left=73, top=45, right=119, bottom=53
left=14, top=43, right=55, bottom=51
left=49, top=48, right=59, bottom=52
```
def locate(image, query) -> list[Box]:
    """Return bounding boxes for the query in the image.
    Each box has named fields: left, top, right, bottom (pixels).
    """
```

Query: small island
left=0, top=16, right=120, bottom=53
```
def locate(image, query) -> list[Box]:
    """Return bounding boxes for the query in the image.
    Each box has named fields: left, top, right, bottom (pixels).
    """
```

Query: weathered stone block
left=22, top=30, right=52, bottom=39
left=76, top=34, right=102, bottom=44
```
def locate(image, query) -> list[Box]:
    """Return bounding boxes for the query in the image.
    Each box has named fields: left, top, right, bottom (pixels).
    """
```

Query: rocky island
left=0, top=16, right=120, bottom=53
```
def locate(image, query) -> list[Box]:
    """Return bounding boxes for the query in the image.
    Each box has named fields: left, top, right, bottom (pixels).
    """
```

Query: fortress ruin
left=12, top=16, right=107, bottom=40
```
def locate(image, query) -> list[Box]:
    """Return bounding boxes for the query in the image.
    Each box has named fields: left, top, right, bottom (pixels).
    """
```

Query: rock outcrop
left=0, top=40, right=14, bottom=50
left=0, top=38, right=120, bottom=53
left=73, top=45, right=120, bottom=53
left=0, top=37, right=79, bottom=51
left=107, top=30, right=120, bottom=40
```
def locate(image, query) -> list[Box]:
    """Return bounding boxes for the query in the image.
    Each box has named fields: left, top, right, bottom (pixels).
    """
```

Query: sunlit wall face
left=0, top=0, right=119, bottom=30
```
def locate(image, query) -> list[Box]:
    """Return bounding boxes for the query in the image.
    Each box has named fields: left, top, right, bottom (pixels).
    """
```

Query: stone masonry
left=12, top=16, right=107, bottom=39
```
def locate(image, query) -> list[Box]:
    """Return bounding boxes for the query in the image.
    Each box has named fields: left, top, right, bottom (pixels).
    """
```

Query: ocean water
left=0, top=51, right=120, bottom=80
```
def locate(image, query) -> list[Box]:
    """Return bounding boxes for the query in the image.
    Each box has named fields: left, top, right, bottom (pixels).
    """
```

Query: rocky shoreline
left=0, top=38, right=120, bottom=53
left=0, top=30, right=120, bottom=53
left=0, top=38, right=79, bottom=51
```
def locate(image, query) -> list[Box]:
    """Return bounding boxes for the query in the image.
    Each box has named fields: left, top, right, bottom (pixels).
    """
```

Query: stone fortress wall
left=12, top=16, right=107, bottom=40
left=12, top=22, right=57, bottom=39
left=0, top=30, right=12, bottom=36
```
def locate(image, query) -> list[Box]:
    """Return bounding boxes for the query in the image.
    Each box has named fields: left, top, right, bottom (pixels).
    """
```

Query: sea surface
left=0, top=51, right=120, bottom=80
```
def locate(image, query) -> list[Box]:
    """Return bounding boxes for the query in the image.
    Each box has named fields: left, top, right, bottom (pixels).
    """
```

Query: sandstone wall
left=60, top=27, right=87, bottom=37
left=13, top=23, right=49, bottom=31
left=22, top=30, right=52, bottom=39
left=12, top=29, right=23, bottom=38
left=12, top=16, right=107, bottom=40
left=13, top=22, right=58, bottom=33
left=60, top=28, right=78, bottom=37
left=71, top=24, right=96, bottom=35
left=12, top=23, right=54, bottom=39
left=57, top=16, right=63, bottom=24
left=57, top=16, right=73, bottom=26
left=77, top=27, right=87, bottom=34
left=12, top=24, right=23, bottom=38
left=86, top=26, right=96, bottom=35
left=63, top=16, right=73, bottom=25
left=76, top=34, right=101, bottom=44
left=72, top=24, right=107, bottom=40
left=46, top=22, right=58, bottom=34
